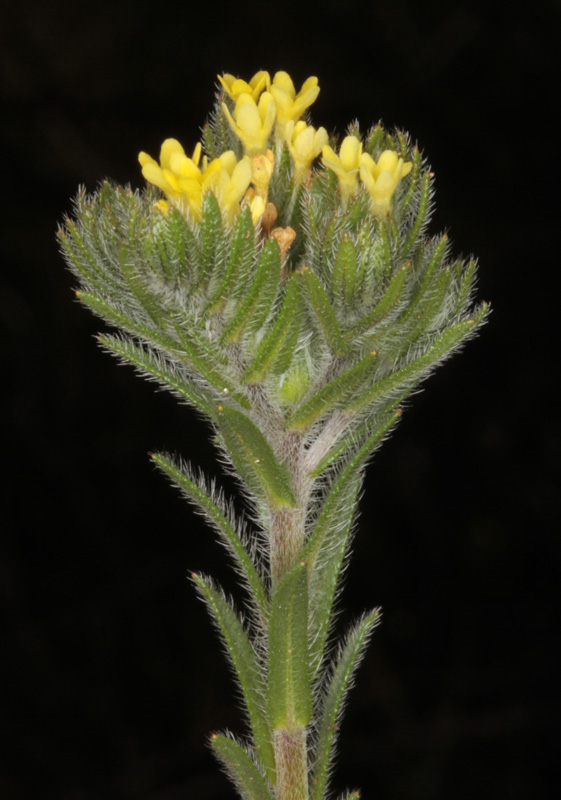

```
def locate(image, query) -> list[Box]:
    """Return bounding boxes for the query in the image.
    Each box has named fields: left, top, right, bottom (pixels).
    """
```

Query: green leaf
left=77, top=290, right=179, bottom=353
left=286, top=352, right=377, bottom=431
left=151, top=452, right=270, bottom=620
left=222, top=238, right=281, bottom=343
left=365, top=123, right=385, bottom=155
left=59, top=222, right=121, bottom=293
left=306, top=476, right=360, bottom=678
left=193, top=575, right=275, bottom=779
left=331, top=235, right=359, bottom=307
left=309, top=408, right=402, bottom=479
left=200, top=192, right=225, bottom=282
left=210, top=734, right=274, bottom=800
left=267, top=562, right=312, bottom=729
left=206, top=207, right=255, bottom=312
left=454, top=259, right=477, bottom=316
left=172, top=321, right=250, bottom=408
left=310, top=610, right=381, bottom=800
left=400, top=170, right=431, bottom=258
left=400, top=145, right=422, bottom=217
left=98, top=334, right=217, bottom=419
left=403, top=234, right=449, bottom=321
left=217, top=407, right=296, bottom=508
left=302, top=269, right=349, bottom=356
left=351, top=261, right=410, bottom=336
left=347, top=304, right=490, bottom=414
left=119, top=228, right=164, bottom=323
left=305, top=413, right=400, bottom=674
left=243, top=275, right=302, bottom=383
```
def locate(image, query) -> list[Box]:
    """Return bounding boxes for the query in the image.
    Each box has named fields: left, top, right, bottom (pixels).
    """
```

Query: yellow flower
left=218, top=71, right=270, bottom=101
left=270, top=71, right=320, bottom=137
left=321, top=135, right=362, bottom=204
left=138, top=138, right=210, bottom=219
left=213, top=151, right=253, bottom=222
left=359, top=150, right=413, bottom=217
left=243, top=189, right=266, bottom=225
left=138, top=139, right=251, bottom=223
left=285, top=121, right=328, bottom=184
left=251, top=150, right=274, bottom=201
left=222, top=92, right=276, bottom=156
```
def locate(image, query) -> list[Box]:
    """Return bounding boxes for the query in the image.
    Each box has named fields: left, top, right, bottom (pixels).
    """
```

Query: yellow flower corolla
left=222, top=92, right=276, bottom=156
left=270, top=72, right=320, bottom=137
left=243, top=189, right=266, bottom=225
left=250, top=150, right=274, bottom=202
left=218, top=71, right=270, bottom=101
left=212, top=151, right=253, bottom=222
left=321, top=135, right=363, bottom=204
left=138, top=138, right=251, bottom=222
left=359, top=150, right=413, bottom=217
left=285, top=120, right=328, bottom=184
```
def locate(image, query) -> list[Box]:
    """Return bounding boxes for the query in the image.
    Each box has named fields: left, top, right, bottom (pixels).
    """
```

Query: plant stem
left=273, top=726, right=308, bottom=800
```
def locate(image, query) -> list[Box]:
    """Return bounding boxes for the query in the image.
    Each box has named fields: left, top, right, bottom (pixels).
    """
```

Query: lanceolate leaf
left=310, top=610, right=381, bottom=800
left=210, top=734, right=274, bottom=800
left=348, top=304, right=489, bottom=414
left=351, top=261, right=411, bottom=336
left=309, top=408, right=402, bottom=479
left=206, top=207, right=255, bottom=311
left=267, top=562, right=312, bottom=729
left=151, top=452, right=269, bottom=619
left=172, top=321, right=251, bottom=408
left=193, top=574, right=275, bottom=779
left=302, top=269, right=349, bottom=356
left=222, top=238, right=281, bottom=343
left=98, top=333, right=217, bottom=419
left=287, top=352, right=377, bottom=431
left=243, top=275, right=302, bottom=383
left=217, top=407, right=296, bottom=508
left=305, top=413, right=401, bottom=675
left=400, top=170, right=432, bottom=258
left=77, top=291, right=179, bottom=354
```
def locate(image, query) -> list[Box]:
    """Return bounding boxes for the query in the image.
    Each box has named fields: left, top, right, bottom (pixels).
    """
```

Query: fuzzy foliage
left=58, top=71, right=488, bottom=800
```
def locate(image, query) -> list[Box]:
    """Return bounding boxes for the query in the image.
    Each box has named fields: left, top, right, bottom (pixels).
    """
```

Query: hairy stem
left=274, top=726, right=308, bottom=800
left=270, top=430, right=310, bottom=590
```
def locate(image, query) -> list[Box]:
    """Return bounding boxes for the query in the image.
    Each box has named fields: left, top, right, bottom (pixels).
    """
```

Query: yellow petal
left=160, top=139, right=185, bottom=170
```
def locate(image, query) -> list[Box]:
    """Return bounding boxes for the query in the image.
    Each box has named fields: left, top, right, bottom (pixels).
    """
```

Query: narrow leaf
left=98, top=333, right=217, bottom=419
left=400, top=170, right=431, bottom=257
left=207, top=207, right=255, bottom=311
left=311, top=610, right=381, bottom=800
left=286, top=352, right=377, bottom=431
left=305, top=415, right=400, bottom=674
left=309, top=408, right=402, bottom=479
left=201, top=192, right=225, bottom=281
left=119, top=236, right=163, bottom=323
left=193, top=575, right=275, bottom=778
left=303, top=269, right=349, bottom=356
left=77, top=290, right=179, bottom=353
left=347, top=304, right=489, bottom=414
left=152, top=452, right=270, bottom=619
left=267, top=562, right=312, bottom=728
left=243, top=275, right=302, bottom=383
left=351, top=262, right=410, bottom=336
left=331, top=235, right=359, bottom=306
left=173, top=322, right=250, bottom=408
left=217, top=407, right=296, bottom=508
left=210, top=734, right=274, bottom=800
left=222, top=239, right=281, bottom=343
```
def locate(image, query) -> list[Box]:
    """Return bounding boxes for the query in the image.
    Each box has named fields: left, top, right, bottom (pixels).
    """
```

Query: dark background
left=2, top=1, right=559, bottom=798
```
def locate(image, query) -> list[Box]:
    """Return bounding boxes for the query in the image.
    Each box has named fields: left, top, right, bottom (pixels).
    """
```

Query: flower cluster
left=138, top=70, right=412, bottom=226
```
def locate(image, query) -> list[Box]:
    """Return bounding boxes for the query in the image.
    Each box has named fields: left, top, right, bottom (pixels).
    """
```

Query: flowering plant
left=58, top=70, right=487, bottom=800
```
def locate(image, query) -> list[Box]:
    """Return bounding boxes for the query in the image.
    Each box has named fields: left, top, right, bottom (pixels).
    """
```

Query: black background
left=2, top=1, right=559, bottom=798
